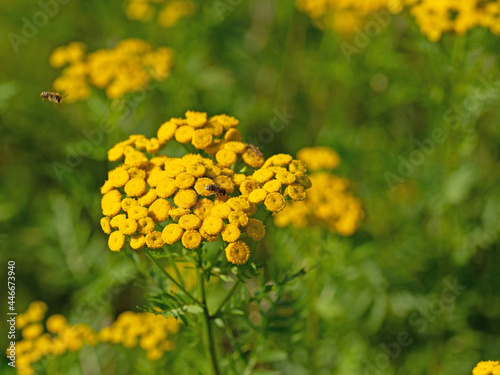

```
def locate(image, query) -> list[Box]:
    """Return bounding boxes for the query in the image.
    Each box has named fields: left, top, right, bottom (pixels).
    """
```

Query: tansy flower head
left=162, top=224, right=184, bottom=244
left=200, top=228, right=220, bottom=242
left=239, top=179, right=260, bottom=196
left=211, top=202, right=232, bottom=219
left=175, top=172, right=196, bottom=189
left=297, top=146, right=340, bottom=171
left=192, top=130, right=213, bottom=149
left=157, top=121, right=178, bottom=141
left=222, top=224, right=241, bottom=243
left=175, top=125, right=194, bottom=143
left=472, top=360, right=500, bottom=375
left=100, top=217, right=112, bottom=234
left=119, top=218, right=138, bottom=235
left=22, top=324, right=44, bottom=339
left=263, top=179, right=282, bottom=193
left=253, top=168, right=274, bottom=183
left=145, top=231, right=164, bottom=249
left=138, top=189, right=158, bottom=206
left=157, top=178, right=178, bottom=198
left=216, top=149, right=237, bottom=167
left=224, top=141, right=246, bottom=153
left=128, top=205, right=148, bottom=220
left=248, top=188, right=267, bottom=204
left=285, top=184, right=306, bottom=201
left=110, top=214, right=127, bottom=228
left=192, top=198, right=214, bottom=220
left=108, top=167, right=130, bottom=187
left=178, top=214, right=202, bottom=230
left=100, top=111, right=311, bottom=254
left=264, top=192, right=286, bottom=212
left=169, top=207, right=191, bottom=220
left=201, top=216, right=224, bottom=235
left=181, top=230, right=202, bottom=249
left=109, top=231, right=126, bottom=252
left=121, top=197, right=139, bottom=212
left=242, top=148, right=264, bottom=168
left=50, top=39, right=174, bottom=102
left=174, top=189, right=198, bottom=209
left=274, top=147, right=363, bottom=236
left=245, top=219, right=266, bottom=241
left=228, top=210, right=249, bottom=227
left=148, top=198, right=171, bottom=222
left=130, top=234, right=146, bottom=249
left=225, top=241, right=250, bottom=265
left=46, top=314, right=67, bottom=334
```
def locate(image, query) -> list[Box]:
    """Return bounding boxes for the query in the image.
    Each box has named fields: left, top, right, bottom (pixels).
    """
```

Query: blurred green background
left=1, top=0, right=500, bottom=374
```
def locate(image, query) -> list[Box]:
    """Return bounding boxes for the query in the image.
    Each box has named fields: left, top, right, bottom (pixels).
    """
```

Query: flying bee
left=40, top=91, right=64, bottom=104
left=246, top=144, right=263, bottom=157
left=205, top=184, right=227, bottom=197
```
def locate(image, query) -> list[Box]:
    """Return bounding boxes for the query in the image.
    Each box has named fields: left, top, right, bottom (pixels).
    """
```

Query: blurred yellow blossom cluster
left=472, top=361, right=500, bottom=375
left=9, top=302, right=181, bottom=375
left=10, top=302, right=98, bottom=375
left=296, top=0, right=500, bottom=41
left=49, top=39, right=174, bottom=102
left=125, top=0, right=196, bottom=28
left=100, top=111, right=311, bottom=265
left=274, top=146, right=363, bottom=236
left=473, top=361, right=500, bottom=375
left=99, top=311, right=180, bottom=361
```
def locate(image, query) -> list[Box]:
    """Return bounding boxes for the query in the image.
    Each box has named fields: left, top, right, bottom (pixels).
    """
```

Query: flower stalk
left=197, top=253, right=221, bottom=375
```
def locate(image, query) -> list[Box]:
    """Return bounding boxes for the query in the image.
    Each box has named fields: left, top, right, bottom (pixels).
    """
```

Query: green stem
left=197, top=253, right=221, bottom=375
left=213, top=210, right=273, bottom=315
left=144, top=249, right=200, bottom=306
left=169, top=254, right=186, bottom=288
left=213, top=280, right=240, bottom=317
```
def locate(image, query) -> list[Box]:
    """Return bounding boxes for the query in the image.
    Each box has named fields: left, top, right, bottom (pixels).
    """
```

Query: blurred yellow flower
left=245, top=218, right=266, bottom=241
left=11, top=303, right=99, bottom=375
left=125, top=0, right=195, bottom=27
left=49, top=39, right=174, bottom=102
left=472, top=360, right=500, bottom=375
left=274, top=146, right=363, bottom=236
left=296, top=0, right=500, bottom=41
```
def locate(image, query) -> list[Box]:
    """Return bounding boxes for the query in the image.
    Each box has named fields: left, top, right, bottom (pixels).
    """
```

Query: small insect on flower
left=205, top=184, right=227, bottom=196
left=40, top=91, right=64, bottom=104
left=246, top=144, right=263, bottom=157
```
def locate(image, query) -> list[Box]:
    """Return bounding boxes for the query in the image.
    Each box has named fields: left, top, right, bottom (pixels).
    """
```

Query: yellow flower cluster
left=125, top=0, right=196, bottom=28
left=11, top=302, right=98, bottom=375
left=473, top=361, right=500, bottom=375
left=49, top=39, right=174, bottom=102
left=99, top=311, right=179, bottom=360
left=9, top=301, right=182, bottom=374
left=100, top=111, right=311, bottom=265
left=274, top=146, right=363, bottom=236
left=296, top=0, right=500, bottom=41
